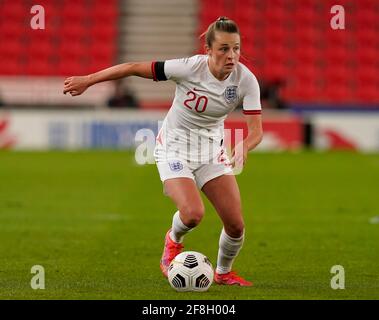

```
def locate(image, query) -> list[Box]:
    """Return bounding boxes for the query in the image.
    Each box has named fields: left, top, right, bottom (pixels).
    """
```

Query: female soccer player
left=63, top=17, right=263, bottom=286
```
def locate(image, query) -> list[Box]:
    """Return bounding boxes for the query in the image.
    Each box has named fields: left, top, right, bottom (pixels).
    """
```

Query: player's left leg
left=202, top=174, right=252, bottom=286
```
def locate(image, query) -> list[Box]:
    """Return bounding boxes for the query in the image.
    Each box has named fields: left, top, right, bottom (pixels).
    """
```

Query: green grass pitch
left=0, top=151, right=378, bottom=300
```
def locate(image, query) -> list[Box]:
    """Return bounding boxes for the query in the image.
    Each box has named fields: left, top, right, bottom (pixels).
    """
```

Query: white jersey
left=152, top=54, right=261, bottom=163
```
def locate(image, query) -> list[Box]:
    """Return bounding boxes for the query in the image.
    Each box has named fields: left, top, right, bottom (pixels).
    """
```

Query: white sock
left=169, top=211, right=193, bottom=243
left=216, top=228, right=244, bottom=274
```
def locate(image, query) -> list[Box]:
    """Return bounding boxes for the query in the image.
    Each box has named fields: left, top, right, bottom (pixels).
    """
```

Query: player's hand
left=63, top=76, right=90, bottom=96
left=230, top=141, right=249, bottom=168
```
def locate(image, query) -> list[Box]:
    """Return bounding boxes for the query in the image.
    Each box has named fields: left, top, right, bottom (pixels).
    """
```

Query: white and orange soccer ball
left=167, top=251, right=214, bottom=292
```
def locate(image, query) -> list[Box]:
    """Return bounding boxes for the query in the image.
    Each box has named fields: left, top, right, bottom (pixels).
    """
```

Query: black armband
left=151, top=61, right=167, bottom=81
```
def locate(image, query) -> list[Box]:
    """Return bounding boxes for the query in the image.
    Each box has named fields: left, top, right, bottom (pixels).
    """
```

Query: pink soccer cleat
left=160, top=229, right=184, bottom=278
left=214, top=271, right=253, bottom=286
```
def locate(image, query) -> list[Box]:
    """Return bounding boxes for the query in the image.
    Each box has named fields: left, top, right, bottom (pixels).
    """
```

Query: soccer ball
left=167, top=251, right=214, bottom=292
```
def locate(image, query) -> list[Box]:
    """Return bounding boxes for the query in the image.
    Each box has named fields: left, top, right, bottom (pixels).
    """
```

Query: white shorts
left=154, top=145, right=233, bottom=190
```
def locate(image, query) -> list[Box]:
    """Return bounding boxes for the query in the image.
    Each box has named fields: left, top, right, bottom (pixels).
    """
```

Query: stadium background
left=0, top=0, right=378, bottom=299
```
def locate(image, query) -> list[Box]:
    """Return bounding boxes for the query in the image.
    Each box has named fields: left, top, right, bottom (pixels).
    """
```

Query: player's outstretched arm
left=63, top=62, right=153, bottom=96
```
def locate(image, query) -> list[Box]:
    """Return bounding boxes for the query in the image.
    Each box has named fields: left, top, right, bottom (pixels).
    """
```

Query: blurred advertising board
left=0, top=110, right=304, bottom=151
left=309, top=112, right=379, bottom=152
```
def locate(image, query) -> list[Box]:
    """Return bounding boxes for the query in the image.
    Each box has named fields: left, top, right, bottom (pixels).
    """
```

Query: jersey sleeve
left=151, top=56, right=196, bottom=82
left=242, top=72, right=262, bottom=115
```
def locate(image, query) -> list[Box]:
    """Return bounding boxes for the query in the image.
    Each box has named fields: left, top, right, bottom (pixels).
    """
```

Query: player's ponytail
left=200, top=16, right=240, bottom=48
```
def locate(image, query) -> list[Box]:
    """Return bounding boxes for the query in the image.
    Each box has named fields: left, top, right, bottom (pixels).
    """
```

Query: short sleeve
left=164, top=57, right=194, bottom=82
left=242, top=73, right=262, bottom=115
left=151, top=55, right=200, bottom=82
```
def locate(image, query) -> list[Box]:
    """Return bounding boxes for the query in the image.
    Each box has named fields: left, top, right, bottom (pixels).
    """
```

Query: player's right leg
left=160, top=177, right=205, bottom=277
left=201, top=173, right=252, bottom=286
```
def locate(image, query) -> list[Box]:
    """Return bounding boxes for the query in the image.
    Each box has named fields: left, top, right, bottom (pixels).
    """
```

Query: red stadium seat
left=288, top=82, right=323, bottom=102
left=324, top=47, right=351, bottom=65
left=355, top=28, right=378, bottom=48
left=356, top=8, right=379, bottom=28
left=325, top=30, right=351, bottom=48
left=356, top=48, right=378, bottom=66
left=293, top=27, right=323, bottom=47
left=25, top=58, right=54, bottom=76
left=0, top=35, right=25, bottom=75
left=262, top=63, right=291, bottom=82
left=24, top=26, right=56, bottom=42
left=60, top=24, right=88, bottom=43
left=27, top=41, right=56, bottom=60
left=324, top=66, right=350, bottom=86
left=0, top=39, right=24, bottom=58
left=58, top=42, right=87, bottom=61
left=199, top=0, right=225, bottom=23
left=263, top=27, right=291, bottom=46
left=264, top=6, right=288, bottom=25
left=294, top=65, right=322, bottom=82
left=61, top=3, right=89, bottom=24
left=263, top=44, right=292, bottom=65
left=289, top=65, right=324, bottom=102
left=0, top=21, right=24, bottom=40
left=88, top=43, right=116, bottom=65
left=88, top=25, right=117, bottom=43
left=0, top=2, right=27, bottom=22
left=354, top=0, right=378, bottom=10
left=324, top=84, right=353, bottom=103
left=266, top=0, right=288, bottom=9
left=234, top=4, right=257, bottom=25
left=355, top=86, right=379, bottom=103
left=293, top=0, right=318, bottom=9
left=0, top=58, right=24, bottom=75
left=57, top=59, right=88, bottom=76
left=293, top=45, right=321, bottom=64
left=292, top=7, right=323, bottom=27
left=89, top=4, right=118, bottom=24
left=356, top=67, right=378, bottom=84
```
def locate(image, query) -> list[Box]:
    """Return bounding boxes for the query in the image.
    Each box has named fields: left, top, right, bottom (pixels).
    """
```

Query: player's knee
left=225, top=222, right=245, bottom=238
left=180, top=204, right=205, bottom=228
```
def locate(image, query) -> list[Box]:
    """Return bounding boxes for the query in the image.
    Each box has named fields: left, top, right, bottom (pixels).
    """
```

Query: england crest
left=224, top=86, right=238, bottom=104
left=169, top=160, right=183, bottom=172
